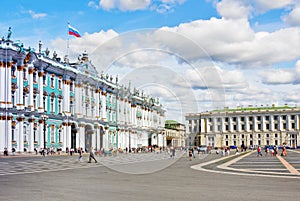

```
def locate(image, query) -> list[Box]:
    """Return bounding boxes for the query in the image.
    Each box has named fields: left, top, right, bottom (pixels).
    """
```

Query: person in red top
left=257, top=146, right=262, bottom=157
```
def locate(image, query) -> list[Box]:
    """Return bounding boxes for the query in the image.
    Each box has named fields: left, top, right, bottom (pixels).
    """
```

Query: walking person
left=281, top=145, right=287, bottom=156
left=88, top=147, right=97, bottom=163
left=257, top=146, right=262, bottom=157
left=78, top=147, right=83, bottom=162
left=188, top=148, right=193, bottom=161
left=172, top=147, right=176, bottom=159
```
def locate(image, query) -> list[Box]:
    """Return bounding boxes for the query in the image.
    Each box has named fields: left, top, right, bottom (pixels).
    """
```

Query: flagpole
left=67, top=22, right=70, bottom=57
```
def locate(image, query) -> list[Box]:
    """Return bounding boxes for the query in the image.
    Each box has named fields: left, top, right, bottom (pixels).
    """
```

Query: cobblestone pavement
left=0, top=150, right=205, bottom=176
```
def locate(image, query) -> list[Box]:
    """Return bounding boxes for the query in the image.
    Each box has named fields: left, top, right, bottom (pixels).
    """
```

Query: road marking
left=191, top=152, right=300, bottom=179
left=277, top=155, right=300, bottom=175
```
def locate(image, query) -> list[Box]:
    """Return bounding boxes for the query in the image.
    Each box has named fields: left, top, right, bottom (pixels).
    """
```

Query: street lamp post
left=41, top=115, right=48, bottom=150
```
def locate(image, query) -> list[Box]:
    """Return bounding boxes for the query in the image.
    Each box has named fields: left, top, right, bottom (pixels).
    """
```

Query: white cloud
left=216, top=0, right=252, bottom=19
left=49, top=5, right=300, bottom=117
left=89, top=0, right=185, bottom=12
left=283, top=5, right=300, bottom=26
left=258, top=60, right=300, bottom=85
left=98, top=0, right=150, bottom=11
left=161, top=17, right=300, bottom=67
left=28, top=10, right=47, bottom=19
left=50, top=29, right=119, bottom=63
left=253, top=0, right=294, bottom=13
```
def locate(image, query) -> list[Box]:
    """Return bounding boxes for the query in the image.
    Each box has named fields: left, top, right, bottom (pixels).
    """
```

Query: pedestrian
left=281, top=145, right=287, bottom=156
left=42, top=148, right=46, bottom=157
left=12, top=147, right=16, bottom=156
left=78, top=147, right=83, bottom=162
left=274, top=146, right=278, bottom=156
left=172, top=147, right=176, bottom=158
left=88, top=147, right=97, bottom=163
left=192, top=147, right=195, bottom=158
left=188, top=149, right=193, bottom=161
left=265, top=147, right=269, bottom=157
left=235, top=147, right=239, bottom=155
left=257, top=146, right=262, bottom=157
left=4, top=147, right=8, bottom=156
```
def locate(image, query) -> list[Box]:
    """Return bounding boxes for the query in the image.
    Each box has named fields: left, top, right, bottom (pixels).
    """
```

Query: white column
left=262, top=116, right=266, bottom=131
left=0, top=114, right=6, bottom=151
left=97, top=127, right=101, bottom=151
left=16, top=65, right=24, bottom=110
left=75, top=83, right=80, bottom=116
left=67, top=123, right=71, bottom=150
left=39, top=121, right=44, bottom=149
left=95, top=90, right=100, bottom=119
left=62, top=123, right=67, bottom=151
left=270, top=115, right=274, bottom=131
left=92, top=128, right=96, bottom=149
left=38, top=71, right=44, bottom=112
left=79, top=125, right=85, bottom=149
left=7, top=60, right=13, bottom=109
left=63, top=80, right=70, bottom=113
left=17, top=116, right=25, bottom=152
left=101, top=91, right=107, bottom=121
left=0, top=59, right=5, bottom=108
left=28, top=117, right=35, bottom=152
left=28, top=66, right=34, bottom=111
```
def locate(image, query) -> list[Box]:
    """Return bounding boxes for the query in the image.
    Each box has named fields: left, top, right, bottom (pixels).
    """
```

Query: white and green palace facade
left=0, top=36, right=165, bottom=153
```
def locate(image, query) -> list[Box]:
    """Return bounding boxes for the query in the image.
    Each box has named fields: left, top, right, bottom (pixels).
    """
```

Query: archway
left=84, top=125, right=94, bottom=152
left=70, top=124, right=77, bottom=149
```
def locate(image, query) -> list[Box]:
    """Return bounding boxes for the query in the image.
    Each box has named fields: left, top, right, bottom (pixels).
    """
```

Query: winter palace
left=186, top=105, right=300, bottom=149
left=0, top=33, right=166, bottom=154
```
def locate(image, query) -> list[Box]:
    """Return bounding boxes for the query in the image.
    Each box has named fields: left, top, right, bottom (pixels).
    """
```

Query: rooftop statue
left=7, top=27, right=12, bottom=40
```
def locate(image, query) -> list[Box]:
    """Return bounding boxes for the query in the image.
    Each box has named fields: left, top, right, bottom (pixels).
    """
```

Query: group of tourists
left=257, top=145, right=287, bottom=157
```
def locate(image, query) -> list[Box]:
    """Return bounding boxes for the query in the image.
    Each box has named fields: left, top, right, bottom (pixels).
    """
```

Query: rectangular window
left=291, top=123, right=295, bottom=129
left=33, top=72, right=37, bottom=83
left=23, top=69, right=27, bottom=80
left=51, top=77, right=54, bottom=88
left=283, top=123, right=286, bottom=129
left=51, top=128, right=55, bottom=143
left=43, top=75, right=46, bottom=85
left=70, top=82, right=74, bottom=91
left=58, top=79, right=62, bottom=89
left=258, top=124, right=261, bottom=130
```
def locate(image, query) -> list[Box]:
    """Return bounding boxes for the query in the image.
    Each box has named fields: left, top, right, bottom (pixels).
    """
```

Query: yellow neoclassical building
left=186, top=105, right=300, bottom=149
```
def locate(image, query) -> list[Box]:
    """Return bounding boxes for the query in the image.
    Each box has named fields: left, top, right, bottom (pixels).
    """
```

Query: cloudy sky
left=1, top=0, right=300, bottom=123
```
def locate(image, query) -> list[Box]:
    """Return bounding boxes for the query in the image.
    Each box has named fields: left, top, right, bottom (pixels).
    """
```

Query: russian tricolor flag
left=68, top=24, right=81, bottom=38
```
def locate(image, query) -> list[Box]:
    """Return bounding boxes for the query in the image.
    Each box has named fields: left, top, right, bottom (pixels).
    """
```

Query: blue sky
left=1, top=0, right=300, bottom=122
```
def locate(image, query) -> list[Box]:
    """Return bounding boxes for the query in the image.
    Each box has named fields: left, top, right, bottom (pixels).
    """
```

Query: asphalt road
left=0, top=153, right=300, bottom=201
